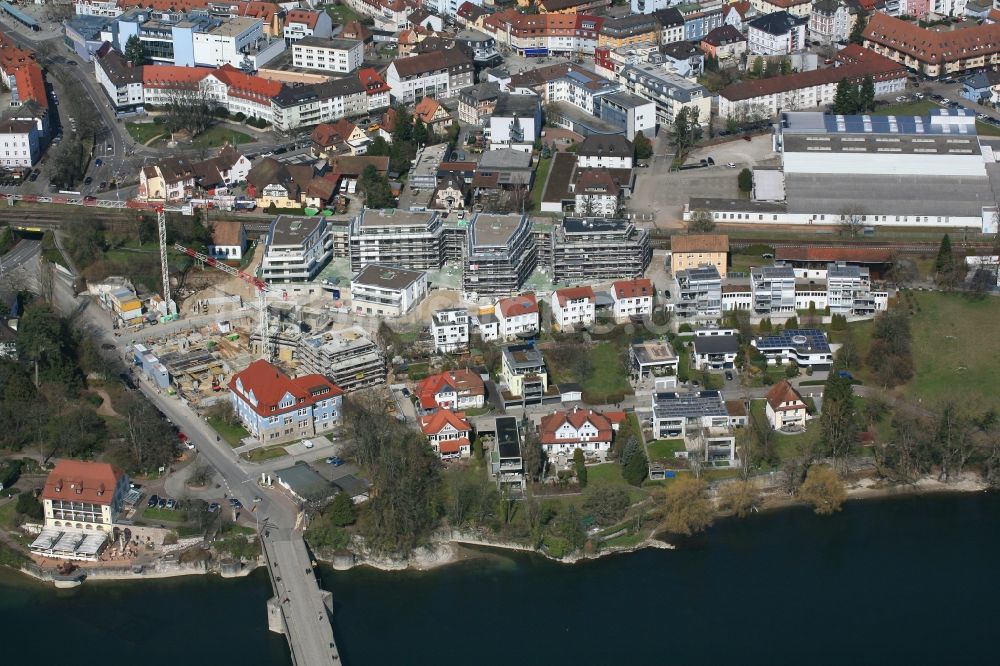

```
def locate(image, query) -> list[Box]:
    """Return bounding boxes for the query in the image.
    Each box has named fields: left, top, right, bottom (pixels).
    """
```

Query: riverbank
left=318, top=471, right=992, bottom=573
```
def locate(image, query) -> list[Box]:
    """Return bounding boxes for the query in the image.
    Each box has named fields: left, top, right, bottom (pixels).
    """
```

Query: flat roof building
left=549, top=217, right=651, bottom=284
left=463, top=212, right=536, bottom=299
left=297, top=325, right=386, bottom=391
left=350, top=263, right=428, bottom=317
left=349, top=208, right=445, bottom=272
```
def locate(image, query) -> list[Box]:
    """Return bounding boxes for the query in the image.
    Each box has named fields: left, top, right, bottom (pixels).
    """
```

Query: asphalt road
left=0, top=238, right=40, bottom=271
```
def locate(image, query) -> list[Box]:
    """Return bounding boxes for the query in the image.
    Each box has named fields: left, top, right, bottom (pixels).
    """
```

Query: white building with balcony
left=432, top=308, right=470, bottom=353
left=292, top=37, right=364, bottom=73
left=551, top=286, right=596, bottom=330
left=349, top=264, right=428, bottom=317
left=261, top=215, right=333, bottom=283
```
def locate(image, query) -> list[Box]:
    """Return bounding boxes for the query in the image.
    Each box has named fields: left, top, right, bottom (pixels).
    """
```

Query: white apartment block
left=350, top=264, right=428, bottom=318
left=611, top=278, right=654, bottom=322
left=292, top=37, right=364, bottom=74
left=747, top=12, right=807, bottom=56
left=261, top=215, right=333, bottom=283
left=0, top=118, right=41, bottom=167
left=551, top=286, right=596, bottom=330
left=283, top=9, right=334, bottom=43
left=496, top=294, right=540, bottom=340
left=432, top=308, right=471, bottom=353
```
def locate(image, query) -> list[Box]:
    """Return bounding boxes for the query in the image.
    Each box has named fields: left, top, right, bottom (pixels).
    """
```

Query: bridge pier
left=267, top=596, right=286, bottom=635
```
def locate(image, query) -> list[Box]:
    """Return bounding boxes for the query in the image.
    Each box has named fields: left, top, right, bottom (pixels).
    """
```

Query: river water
left=2, top=493, right=998, bottom=665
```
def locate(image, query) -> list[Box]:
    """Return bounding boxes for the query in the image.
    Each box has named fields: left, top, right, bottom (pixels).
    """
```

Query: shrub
left=15, top=491, right=43, bottom=520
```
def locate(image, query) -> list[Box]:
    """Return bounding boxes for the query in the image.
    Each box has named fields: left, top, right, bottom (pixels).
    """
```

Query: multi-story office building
left=675, top=265, right=722, bottom=318
left=550, top=217, right=651, bottom=284
left=750, top=264, right=796, bottom=315
left=261, top=215, right=333, bottom=283
left=349, top=209, right=445, bottom=272
left=292, top=37, right=364, bottom=73
left=297, top=326, right=386, bottom=392
left=617, top=61, right=711, bottom=126
left=350, top=264, right=428, bottom=317
left=431, top=308, right=471, bottom=353
left=463, top=213, right=536, bottom=299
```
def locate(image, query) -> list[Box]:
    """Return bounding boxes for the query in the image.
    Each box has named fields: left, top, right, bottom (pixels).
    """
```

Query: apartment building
left=618, top=61, right=711, bottom=126
left=611, top=278, right=654, bottom=322
left=651, top=390, right=737, bottom=465
left=550, top=217, right=652, bottom=284
left=488, top=93, right=542, bottom=151
left=283, top=8, right=333, bottom=43
left=598, top=13, right=660, bottom=48
left=653, top=7, right=685, bottom=41
left=385, top=46, right=473, bottom=103
left=826, top=262, right=881, bottom=316
left=359, top=67, right=391, bottom=112
left=350, top=264, right=428, bottom=317
left=576, top=134, right=633, bottom=169
left=675, top=265, right=722, bottom=318
left=754, top=328, right=833, bottom=368
left=458, top=81, right=500, bottom=125
left=297, top=326, right=387, bottom=392
left=808, top=0, right=852, bottom=45
left=481, top=10, right=604, bottom=56
left=349, top=209, right=445, bottom=272
left=751, top=264, right=796, bottom=315
left=229, top=359, right=343, bottom=444
left=863, top=13, right=1000, bottom=78
left=292, top=37, right=364, bottom=73
left=496, top=293, right=540, bottom=339
left=670, top=234, right=729, bottom=277
left=431, top=308, right=471, bottom=353
left=677, top=3, right=724, bottom=41
left=94, top=43, right=144, bottom=111
left=747, top=11, right=807, bottom=55
left=597, top=91, right=657, bottom=141
left=0, top=118, right=40, bottom=168
left=551, top=286, right=596, bottom=330
left=270, top=76, right=368, bottom=131
left=691, top=330, right=739, bottom=370
left=261, top=215, right=333, bottom=283
left=700, top=25, right=747, bottom=66
left=463, top=213, right=536, bottom=299
left=500, top=343, right=548, bottom=402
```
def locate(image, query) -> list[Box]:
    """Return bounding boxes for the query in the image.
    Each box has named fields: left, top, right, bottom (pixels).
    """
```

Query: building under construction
left=463, top=212, right=536, bottom=299
left=549, top=217, right=651, bottom=284
left=296, top=325, right=386, bottom=392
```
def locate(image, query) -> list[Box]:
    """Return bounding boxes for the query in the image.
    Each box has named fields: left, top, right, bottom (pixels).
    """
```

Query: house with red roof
left=551, top=286, right=596, bottom=330
left=538, top=407, right=617, bottom=465
left=419, top=409, right=473, bottom=459
left=495, top=293, right=539, bottom=340
left=41, top=460, right=129, bottom=531
left=310, top=119, right=368, bottom=158
left=358, top=67, right=390, bottom=111
left=413, top=96, right=453, bottom=132
left=611, top=278, right=654, bottom=322
left=415, top=369, right=486, bottom=412
left=229, top=359, right=344, bottom=444
left=283, top=8, right=333, bottom=42
left=765, top=379, right=807, bottom=430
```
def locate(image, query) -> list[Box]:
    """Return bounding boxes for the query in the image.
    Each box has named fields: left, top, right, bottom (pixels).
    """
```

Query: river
left=1, top=493, right=998, bottom=665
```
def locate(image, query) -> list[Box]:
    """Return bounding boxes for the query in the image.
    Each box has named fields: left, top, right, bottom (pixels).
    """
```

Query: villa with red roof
left=765, top=379, right=808, bottom=430
left=495, top=293, right=539, bottom=340
left=538, top=407, right=617, bottom=465
left=229, top=360, right=344, bottom=444
left=551, top=286, right=596, bottom=330
left=41, top=460, right=129, bottom=531
left=611, top=278, right=654, bottom=322
left=415, top=369, right=486, bottom=413
left=419, top=410, right=473, bottom=459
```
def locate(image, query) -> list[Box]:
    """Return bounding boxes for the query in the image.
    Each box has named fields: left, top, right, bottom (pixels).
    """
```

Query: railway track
left=649, top=236, right=994, bottom=254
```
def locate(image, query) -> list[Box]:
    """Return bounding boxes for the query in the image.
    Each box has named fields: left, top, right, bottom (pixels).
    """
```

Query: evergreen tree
left=633, top=132, right=653, bottom=160
left=620, top=438, right=648, bottom=486
left=849, top=13, right=868, bottom=45
left=737, top=168, right=753, bottom=193
left=749, top=56, right=764, bottom=78
left=124, top=35, right=146, bottom=67
left=859, top=76, right=876, bottom=112
left=832, top=78, right=858, bottom=115
left=573, top=448, right=587, bottom=488
left=934, top=233, right=955, bottom=276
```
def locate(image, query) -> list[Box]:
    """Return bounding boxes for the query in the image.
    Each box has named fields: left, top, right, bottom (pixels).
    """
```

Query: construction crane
left=173, top=243, right=283, bottom=361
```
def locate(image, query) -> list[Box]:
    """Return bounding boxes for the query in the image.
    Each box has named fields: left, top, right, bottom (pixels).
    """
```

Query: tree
left=866, top=309, right=913, bottom=388
left=161, top=88, right=219, bottom=138
left=835, top=329, right=860, bottom=370
left=687, top=208, right=716, bottom=233
left=661, top=476, right=713, bottom=535
left=670, top=107, right=702, bottom=156
left=359, top=164, right=394, bottom=209
left=582, top=486, right=630, bottom=525
left=391, top=105, right=413, bottom=144
left=832, top=78, right=859, bottom=115
left=798, top=465, right=846, bottom=515
left=858, top=76, right=876, bottom=112
left=717, top=480, right=761, bottom=518
left=838, top=205, right=865, bottom=238
left=412, top=117, right=429, bottom=146
left=521, top=414, right=546, bottom=483
left=573, top=448, right=587, bottom=488
left=556, top=504, right=586, bottom=553
left=737, top=168, right=753, bottom=193
left=818, top=372, right=859, bottom=461
left=934, top=234, right=958, bottom=286
left=849, top=13, right=868, bottom=45
left=124, top=35, right=146, bottom=67
left=633, top=132, right=653, bottom=160
left=749, top=56, right=764, bottom=78
left=110, top=397, right=179, bottom=474
left=326, top=492, right=357, bottom=527
left=366, top=135, right=390, bottom=156
left=620, top=437, right=648, bottom=486
left=16, top=491, right=44, bottom=520
left=780, top=58, right=793, bottom=75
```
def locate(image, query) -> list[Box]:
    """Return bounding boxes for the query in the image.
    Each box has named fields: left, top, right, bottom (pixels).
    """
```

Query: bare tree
left=838, top=205, right=866, bottom=238
left=687, top=208, right=716, bottom=233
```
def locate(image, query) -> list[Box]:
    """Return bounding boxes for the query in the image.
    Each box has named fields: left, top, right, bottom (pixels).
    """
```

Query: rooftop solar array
left=756, top=328, right=831, bottom=353
left=652, top=391, right=729, bottom=419
left=782, top=109, right=976, bottom=137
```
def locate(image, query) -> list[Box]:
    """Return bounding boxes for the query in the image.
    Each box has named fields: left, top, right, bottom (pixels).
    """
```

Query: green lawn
left=208, top=416, right=250, bottom=448
left=871, top=100, right=938, bottom=117
left=192, top=126, right=254, bottom=148
left=245, top=445, right=288, bottom=462
left=531, top=156, right=552, bottom=212
left=646, top=439, right=686, bottom=461
left=582, top=343, right=632, bottom=404
left=126, top=122, right=167, bottom=145
left=586, top=462, right=626, bottom=485
left=902, top=292, right=1000, bottom=409
left=463, top=406, right=492, bottom=417
left=0, top=499, right=18, bottom=530
left=325, top=2, right=361, bottom=23
left=143, top=507, right=187, bottom=523
left=975, top=121, right=1000, bottom=137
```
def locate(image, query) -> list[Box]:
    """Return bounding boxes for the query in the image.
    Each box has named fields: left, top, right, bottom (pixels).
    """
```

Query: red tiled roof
left=229, top=359, right=343, bottom=418
left=42, top=460, right=125, bottom=505
left=671, top=233, right=729, bottom=253
left=766, top=379, right=805, bottom=412
left=358, top=67, right=390, bottom=94
left=612, top=278, right=653, bottom=300
left=438, top=437, right=471, bottom=454
left=311, top=119, right=357, bottom=148
left=539, top=408, right=613, bottom=446
left=286, top=8, right=320, bottom=28
left=13, top=62, right=47, bottom=109
left=555, top=285, right=596, bottom=306
left=414, top=96, right=445, bottom=124
left=497, top=293, right=538, bottom=318
left=416, top=369, right=486, bottom=409
left=211, top=220, right=244, bottom=247
left=211, top=64, right=283, bottom=102
left=774, top=246, right=896, bottom=263
left=419, top=409, right=472, bottom=436
left=143, top=64, right=210, bottom=89
left=863, top=12, right=1000, bottom=65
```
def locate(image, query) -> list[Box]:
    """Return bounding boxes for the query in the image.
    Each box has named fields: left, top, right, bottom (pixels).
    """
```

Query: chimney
left=55, top=479, right=63, bottom=493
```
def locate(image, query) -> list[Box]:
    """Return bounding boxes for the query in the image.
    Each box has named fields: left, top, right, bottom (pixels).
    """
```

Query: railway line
left=649, top=236, right=994, bottom=254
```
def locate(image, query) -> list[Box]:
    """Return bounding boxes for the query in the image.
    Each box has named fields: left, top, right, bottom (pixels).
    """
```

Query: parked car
left=303, top=440, right=314, bottom=449
left=166, top=499, right=176, bottom=510
left=147, top=494, right=159, bottom=508
left=931, top=94, right=943, bottom=101
left=326, top=456, right=345, bottom=466
left=725, top=371, right=734, bottom=381
left=158, top=497, right=167, bottom=509
left=83, top=176, right=92, bottom=185
left=95, top=158, right=102, bottom=167
left=941, top=97, right=952, bottom=105
left=726, top=162, right=737, bottom=168
left=208, top=502, right=220, bottom=513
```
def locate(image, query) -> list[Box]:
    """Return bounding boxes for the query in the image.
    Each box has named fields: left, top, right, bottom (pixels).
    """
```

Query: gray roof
left=756, top=328, right=830, bottom=354
left=677, top=265, right=722, bottom=282
left=827, top=262, right=867, bottom=279
left=693, top=334, right=739, bottom=355
left=460, top=81, right=501, bottom=103
left=478, top=148, right=532, bottom=170
left=577, top=134, right=633, bottom=159
left=652, top=390, right=728, bottom=419
left=493, top=92, right=540, bottom=117
left=352, top=263, right=425, bottom=290
left=332, top=473, right=370, bottom=498
left=276, top=464, right=335, bottom=502
left=752, top=264, right=795, bottom=280
left=468, top=212, right=528, bottom=248
left=295, top=36, right=362, bottom=50
left=502, top=343, right=544, bottom=369
left=748, top=11, right=807, bottom=36
left=269, top=215, right=324, bottom=246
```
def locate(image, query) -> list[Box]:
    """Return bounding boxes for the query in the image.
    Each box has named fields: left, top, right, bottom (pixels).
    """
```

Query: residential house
left=350, top=263, right=428, bottom=317
left=431, top=308, right=470, bottom=353
left=261, top=215, right=334, bottom=283
left=413, top=96, right=453, bottom=133
left=961, top=70, right=1000, bottom=105
left=661, top=40, right=705, bottom=77
left=630, top=340, right=678, bottom=380
left=692, top=330, right=740, bottom=370
left=747, top=11, right=807, bottom=55
left=41, top=460, right=129, bottom=532
left=247, top=157, right=326, bottom=209
left=471, top=148, right=534, bottom=208
left=572, top=168, right=624, bottom=217
left=416, top=368, right=486, bottom=411
left=207, top=220, right=247, bottom=261
left=611, top=278, right=654, bottom=322
left=385, top=46, right=474, bottom=103
left=700, top=25, right=747, bottom=67
left=0, top=117, right=41, bottom=168
left=292, top=37, right=364, bottom=73
left=765, top=379, right=807, bottom=430
left=358, top=67, right=391, bottom=112
left=539, top=407, right=615, bottom=465
left=675, top=265, right=722, bottom=318
left=551, top=286, right=596, bottom=330
left=310, top=119, right=369, bottom=158
left=670, top=234, right=729, bottom=277
left=228, top=359, right=344, bottom=444
left=651, top=390, right=738, bottom=465
left=93, top=43, right=144, bottom=111
left=458, top=81, right=501, bottom=124
left=753, top=328, right=833, bottom=368
left=576, top=133, right=633, bottom=169
left=419, top=409, right=473, bottom=458
left=809, top=0, right=852, bottom=45
left=722, top=1, right=753, bottom=31
left=490, top=416, right=525, bottom=491
left=496, top=293, right=539, bottom=339
left=500, top=343, right=548, bottom=403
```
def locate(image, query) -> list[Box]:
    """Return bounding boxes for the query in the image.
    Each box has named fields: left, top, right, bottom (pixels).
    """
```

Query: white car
left=895, top=95, right=907, bottom=102
left=726, top=162, right=737, bottom=168
left=941, top=98, right=951, bottom=105
left=303, top=440, right=314, bottom=449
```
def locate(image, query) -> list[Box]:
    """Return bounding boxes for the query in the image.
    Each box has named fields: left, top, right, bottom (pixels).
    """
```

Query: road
left=0, top=238, right=40, bottom=272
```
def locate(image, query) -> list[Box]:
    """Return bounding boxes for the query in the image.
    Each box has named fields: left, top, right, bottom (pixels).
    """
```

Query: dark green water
left=2, top=494, right=998, bottom=665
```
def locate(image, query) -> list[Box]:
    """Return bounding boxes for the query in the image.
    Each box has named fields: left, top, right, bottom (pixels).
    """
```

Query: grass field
left=126, top=122, right=166, bottom=145
left=191, top=126, right=254, bottom=148
left=208, top=416, right=250, bottom=447
left=143, top=507, right=187, bottom=523
left=646, top=439, right=685, bottom=461
left=900, top=292, right=1000, bottom=409
left=325, top=2, right=361, bottom=23
left=245, top=445, right=288, bottom=462
left=872, top=100, right=937, bottom=117
left=582, top=343, right=632, bottom=403
left=531, top=157, right=552, bottom=211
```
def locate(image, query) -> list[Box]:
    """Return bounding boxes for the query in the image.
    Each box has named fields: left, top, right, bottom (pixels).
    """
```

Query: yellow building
left=670, top=234, right=730, bottom=277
